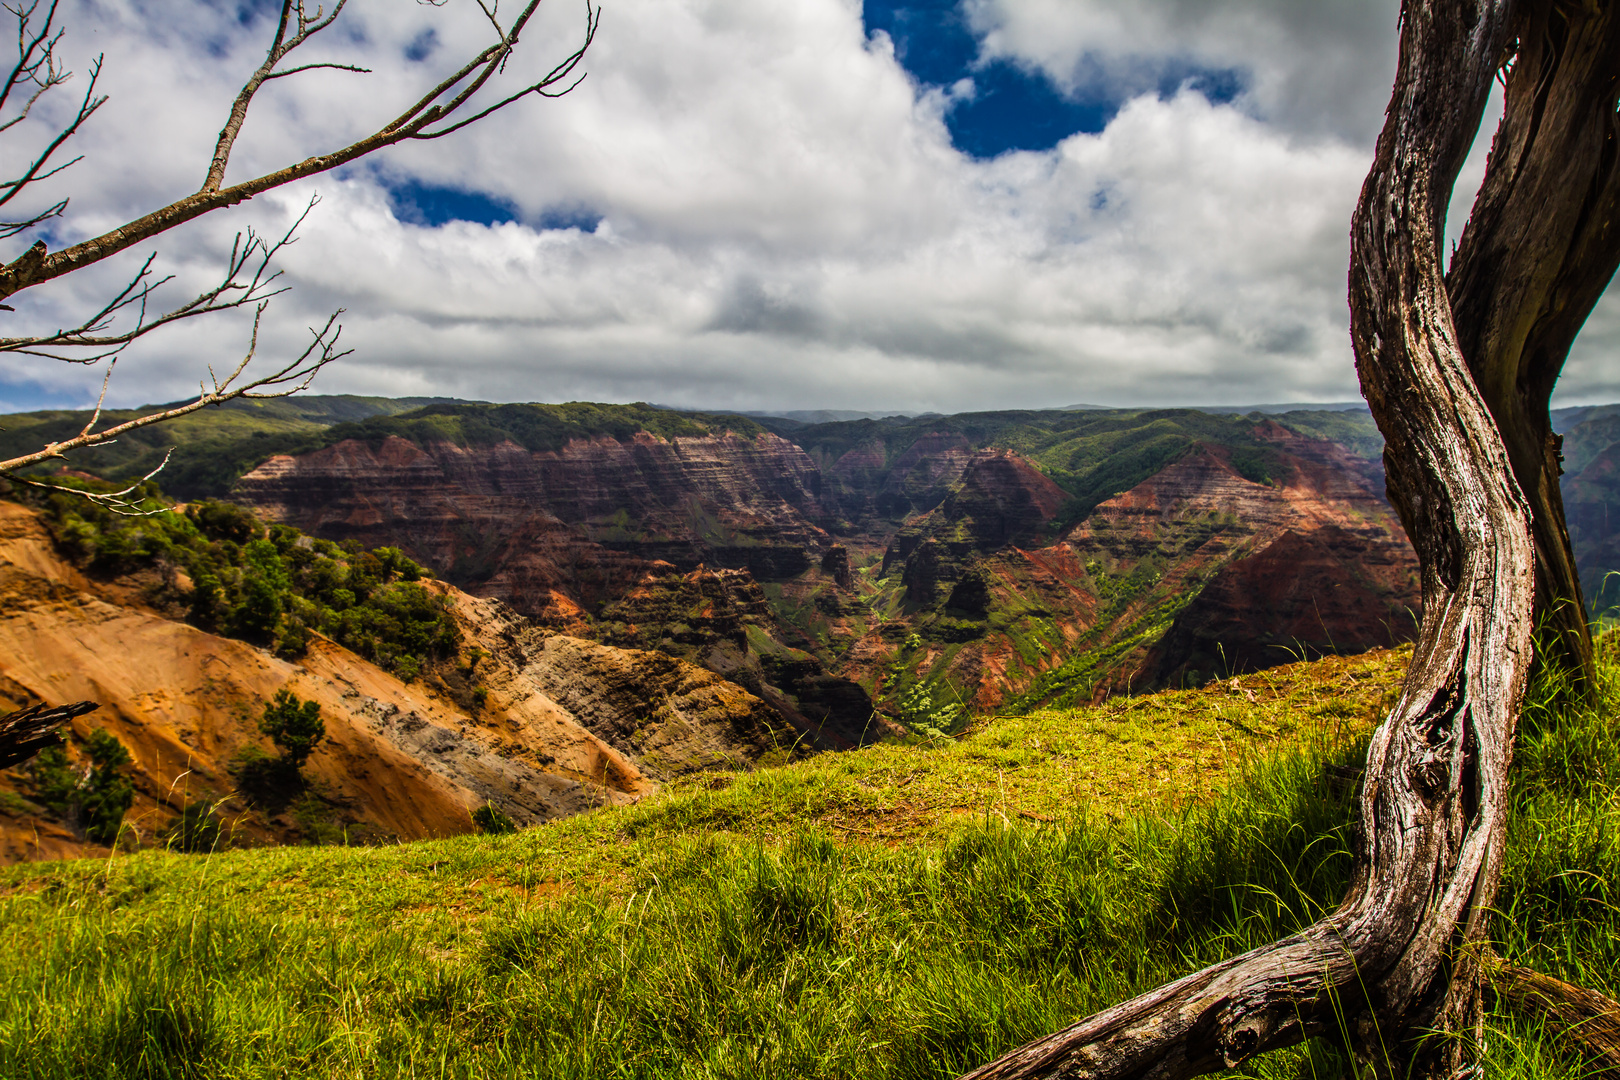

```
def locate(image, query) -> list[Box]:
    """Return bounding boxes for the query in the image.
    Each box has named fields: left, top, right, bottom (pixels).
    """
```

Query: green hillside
left=4, top=643, right=1616, bottom=1079
left=0, top=396, right=464, bottom=499
left=317, top=401, right=767, bottom=454
left=0, top=398, right=772, bottom=500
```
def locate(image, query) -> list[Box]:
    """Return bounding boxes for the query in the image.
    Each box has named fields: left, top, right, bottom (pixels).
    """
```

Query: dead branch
left=0, top=197, right=317, bottom=364
left=0, top=0, right=599, bottom=304
left=0, top=699, right=98, bottom=770
left=0, top=304, right=349, bottom=481
left=1488, top=960, right=1620, bottom=1076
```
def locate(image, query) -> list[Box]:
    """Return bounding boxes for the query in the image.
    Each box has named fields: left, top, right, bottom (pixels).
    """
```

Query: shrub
left=472, top=804, right=518, bottom=835
left=39, top=493, right=457, bottom=674
left=260, top=690, right=325, bottom=770
left=25, top=727, right=134, bottom=845
left=897, top=683, right=967, bottom=738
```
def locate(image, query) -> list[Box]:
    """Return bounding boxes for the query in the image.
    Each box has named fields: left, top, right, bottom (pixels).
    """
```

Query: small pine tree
left=260, top=689, right=325, bottom=770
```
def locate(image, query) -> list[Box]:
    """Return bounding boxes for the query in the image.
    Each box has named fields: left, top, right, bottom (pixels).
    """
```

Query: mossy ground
left=2, top=642, right=1615, bottom=1079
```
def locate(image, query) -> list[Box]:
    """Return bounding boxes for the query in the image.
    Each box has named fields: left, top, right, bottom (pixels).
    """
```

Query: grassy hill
left=4, top=643, right=1616, bottom=1079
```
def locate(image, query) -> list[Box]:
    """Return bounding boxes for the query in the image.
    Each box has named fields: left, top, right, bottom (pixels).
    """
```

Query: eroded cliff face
left=0, top=501, right=797, bottom=863
left=224, top=411, right=1419, bottom=720
left=231, top=430, right=882, bottom=735
left=1051, top=424, right=1418, bottom=696
left=816, top=424, right=1419, bottom=710
left=1137, top=526, right=1421, bottom=686
left=233, top=430, right=832, bottom=621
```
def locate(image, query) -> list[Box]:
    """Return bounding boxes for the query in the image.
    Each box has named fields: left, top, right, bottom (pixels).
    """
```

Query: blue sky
left=1, top=0, right=1614, bottom=414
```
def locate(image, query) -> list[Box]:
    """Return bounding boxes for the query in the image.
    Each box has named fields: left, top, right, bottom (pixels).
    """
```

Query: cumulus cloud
left=1, top=0, right=1612, bottom=414
left=964, top=0, right=1403, bottom=145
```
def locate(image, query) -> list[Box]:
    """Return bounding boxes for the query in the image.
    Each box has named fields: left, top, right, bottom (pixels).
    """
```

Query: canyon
left=15, top=395, right=1620, bottom=863
left=0, top=500, right=802, bottom=861
left=227, top=403, right=1423, bottom=714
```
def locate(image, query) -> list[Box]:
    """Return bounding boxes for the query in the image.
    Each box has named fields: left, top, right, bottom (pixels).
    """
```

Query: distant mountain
left=210, top=400, right=1419, bottom=711
left=26, top=394, right=1620, bottom=706
left=0, top=395, right=473, bottom=499
left=1059, top=402, right=1370, bottom=415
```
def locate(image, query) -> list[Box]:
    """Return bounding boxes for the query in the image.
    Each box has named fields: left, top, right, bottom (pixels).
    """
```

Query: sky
left=0, top=0, right=1615, bottom=414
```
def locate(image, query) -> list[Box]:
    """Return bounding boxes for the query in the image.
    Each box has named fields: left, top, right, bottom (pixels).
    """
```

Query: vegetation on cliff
left=2, top=644, right=1615, bottom=1077
left=36, top=484, right=456, bottom=679
left=320, top=401, right=767, bottom=454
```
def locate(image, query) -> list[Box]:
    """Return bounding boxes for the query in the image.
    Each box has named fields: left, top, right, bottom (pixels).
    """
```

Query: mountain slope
left=0, top=500, right=806, bottom=863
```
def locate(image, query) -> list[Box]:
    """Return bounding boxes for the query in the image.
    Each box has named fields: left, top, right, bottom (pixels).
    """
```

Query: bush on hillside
left=897, top=683, right=966, bottom=738
left=472, top=804, right=518, bottom=835
left=34, top=487, right=456, bottom=679
left=25, top=727, right=135, bottom=845
left=260, top=690, right=325, bottom=770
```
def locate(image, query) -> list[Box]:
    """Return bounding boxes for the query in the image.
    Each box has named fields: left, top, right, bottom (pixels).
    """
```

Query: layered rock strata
left=0, top=501, right=803, bottom=863
left=233, top=430, right=833, bottom=621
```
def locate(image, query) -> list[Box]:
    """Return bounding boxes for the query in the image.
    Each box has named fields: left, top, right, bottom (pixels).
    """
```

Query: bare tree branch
left=0, top=305, right=350, bottom=480
left=203, top=0, right=354, bottom=194
left=0, top=0, right=598, bottom=303
left=0, top=197, right=319, bottom=363
left=0, top=53, right=105, bottom=208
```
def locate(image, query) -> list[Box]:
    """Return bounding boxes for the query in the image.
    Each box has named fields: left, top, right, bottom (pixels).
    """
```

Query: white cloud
left=964, top=0, right=1403, bottom=144
left=1, top=0, right=1613, bottom=415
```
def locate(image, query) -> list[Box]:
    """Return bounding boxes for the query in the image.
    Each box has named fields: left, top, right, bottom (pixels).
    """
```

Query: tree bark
left=1445, top=0, right=1620, bottom=692
left=1488, top=961, right=1620, bottom=1074
left=957, top=2, right=1537, bottom=1077
left=0, top=700, right=99, bottom=770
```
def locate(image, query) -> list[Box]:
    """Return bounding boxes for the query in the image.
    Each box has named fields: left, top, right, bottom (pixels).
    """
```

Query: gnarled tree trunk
left=959, top=2, right=1547, bottom=1077
left=1446, top=0, right=1620, bottom=693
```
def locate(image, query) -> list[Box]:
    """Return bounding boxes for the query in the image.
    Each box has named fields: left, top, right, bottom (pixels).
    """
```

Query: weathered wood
left=0, top=700, right=100, bottom=770
left=1491, top=961, right=1620, bottom=1075
left=1446, top=0, right=1620, bottom=691
left=957, top=2, right=1537, bottom=1077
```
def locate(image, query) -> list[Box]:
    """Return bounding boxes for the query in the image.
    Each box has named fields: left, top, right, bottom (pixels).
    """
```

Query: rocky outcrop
left=594, top=565, right=878, bottom=748
left=439, top=591, right=803, bottom=780
left=884, top=449, right=1072, bottom=603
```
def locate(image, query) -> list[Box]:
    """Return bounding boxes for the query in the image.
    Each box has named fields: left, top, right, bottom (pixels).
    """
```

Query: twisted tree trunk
left=1445, top=0, right=1620, bottom=692
left=958, top=2, right=1545, bottom=1076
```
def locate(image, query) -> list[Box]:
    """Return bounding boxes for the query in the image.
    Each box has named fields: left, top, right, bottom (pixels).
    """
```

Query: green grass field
left=2, top=643, right=1616, bottom=1079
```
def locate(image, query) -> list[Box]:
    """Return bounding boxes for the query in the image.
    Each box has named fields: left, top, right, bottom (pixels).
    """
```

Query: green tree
left=260, top=690, right=325, bottom=770
left=26, top=727, right=134, bottom=846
